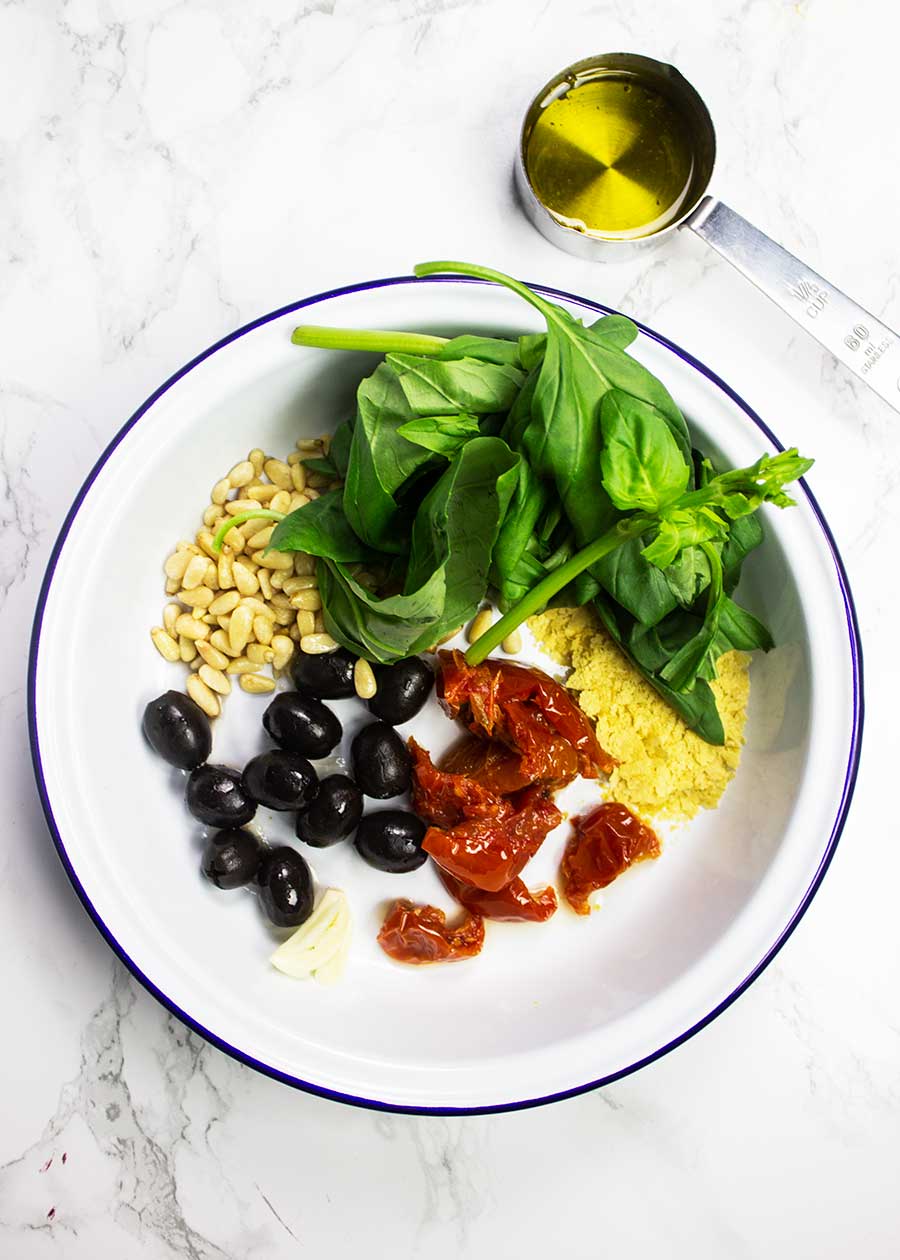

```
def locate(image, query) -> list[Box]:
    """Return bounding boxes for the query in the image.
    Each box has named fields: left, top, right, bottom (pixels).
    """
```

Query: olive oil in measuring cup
left=523, top=64, right=701, bottom=239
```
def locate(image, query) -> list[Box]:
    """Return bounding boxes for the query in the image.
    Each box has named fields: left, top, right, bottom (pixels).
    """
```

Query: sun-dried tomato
left=408, top=738, right=510, bottom=828
left=377, top=900, right=485, bottom=964
left=437, top=650, right=615, bottom=782
left=423, top=785, right=562, bottom=892
left=438, top=869, right=558, bottom=922
left=561, top=802, right=661, bottom=915
left=440, top=734, right=531, bottom=795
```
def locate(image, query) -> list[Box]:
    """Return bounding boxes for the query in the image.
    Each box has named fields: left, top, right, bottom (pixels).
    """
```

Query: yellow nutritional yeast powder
left=524, top=74, right=697, bottom=238
left=529, top=606, right=749, bottom=822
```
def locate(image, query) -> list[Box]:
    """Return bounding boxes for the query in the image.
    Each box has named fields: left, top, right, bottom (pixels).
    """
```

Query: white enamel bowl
left=29, top=277, right=862, bottom=1114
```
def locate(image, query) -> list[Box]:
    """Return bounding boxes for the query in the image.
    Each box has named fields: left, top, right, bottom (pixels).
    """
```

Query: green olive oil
left=524, top=73, right=698, bottom=239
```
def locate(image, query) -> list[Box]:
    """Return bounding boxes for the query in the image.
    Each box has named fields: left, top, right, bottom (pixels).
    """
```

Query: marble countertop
left=2, top=1, right=899, bottom=1255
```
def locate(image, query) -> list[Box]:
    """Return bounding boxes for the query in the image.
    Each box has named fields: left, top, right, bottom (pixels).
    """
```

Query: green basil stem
left=291, top=326, right=449, bottom=355
left=212, top=509, right=284, bottom=553
left=465, top=516, right=650, bottom=665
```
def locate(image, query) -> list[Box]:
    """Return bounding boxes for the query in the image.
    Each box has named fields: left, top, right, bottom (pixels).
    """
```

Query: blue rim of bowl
left=27, top=274, right=864, bottom=1116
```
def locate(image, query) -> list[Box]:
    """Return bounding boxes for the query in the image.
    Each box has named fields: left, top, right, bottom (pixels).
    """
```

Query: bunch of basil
left=258, top=262, right=812, bottom=746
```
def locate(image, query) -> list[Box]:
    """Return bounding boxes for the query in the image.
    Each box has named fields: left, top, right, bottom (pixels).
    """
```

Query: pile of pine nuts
left=149, top=439, right=341, bottom=718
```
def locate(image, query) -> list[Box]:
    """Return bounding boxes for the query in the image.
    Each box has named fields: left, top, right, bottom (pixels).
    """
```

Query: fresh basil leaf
left=593, top=534, right=680, bottom=627
left=713, top=596, right=774, bottom=653
left=385, top=353, right=524, bottom=415
left=269, top=489, right=373, bottom=562
left=518, top=333, right=546, bottom=372
left=318, top=559, right=447, bottom=662
left=397, top=413, right=480, bottom=455
left=405, top=436, right=519, bottom=644
left=641, top=506, right=728, bottom=568
left=302, top=456, right=338, bottom=477
left=588, top=313, right=639, bottom=349
left=490, top=455, right=549, bottom=608
left=329, top=415, right=354, bottom=478
left=435, top=335, right=523, bottom=367
left=599, top=389, right=691, bottom=513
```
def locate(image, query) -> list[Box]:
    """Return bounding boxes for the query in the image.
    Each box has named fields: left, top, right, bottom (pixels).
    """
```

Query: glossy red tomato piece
left=423, top=785, right=562, bottom=892
left=408, top=738, right=510, bottom=828
left=561, top=802, right=660, bottom=915
left=438, top=869, right=558, bottom=922
left=440, top=734, right=531, bottom=795
left=377, top=900, right=485, bottom=964
left=437, top=651, right=615, bottom=782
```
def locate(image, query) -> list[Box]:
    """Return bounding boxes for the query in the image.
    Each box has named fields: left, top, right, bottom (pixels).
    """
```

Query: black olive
left=202, top=829, right=261, bottom=889
left=142, top=690, right=211, bottom=770
left=243, top=750, right=318, bottom=811
left=296, top=774, right=363, bottom=847
left=257, top=846, right=315, bottom=927
left=355, top=810, right=427, bottom=873
left=368, top=657, right=434, bottom=725
left=351, top=721, right=412, bottom=799
left=292, top=647, right=356, bottom=699
left=263, top=692, right=342, bottom=759
left=186, top=764, right=256, bottom=829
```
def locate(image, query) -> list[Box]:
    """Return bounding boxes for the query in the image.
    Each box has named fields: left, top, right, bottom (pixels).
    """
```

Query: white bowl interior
left=32, top=279, right=857, bottom=1110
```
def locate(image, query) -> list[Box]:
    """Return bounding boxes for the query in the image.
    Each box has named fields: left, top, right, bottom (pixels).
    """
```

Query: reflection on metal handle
left=686, top=197, right=900, bottom=414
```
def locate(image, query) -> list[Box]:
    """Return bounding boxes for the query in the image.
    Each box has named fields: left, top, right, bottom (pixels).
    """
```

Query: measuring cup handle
left=684, top=196, right=900, bottom=414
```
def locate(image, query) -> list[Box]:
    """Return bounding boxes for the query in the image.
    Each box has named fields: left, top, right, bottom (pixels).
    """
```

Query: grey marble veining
left=2, top=0, right=899, bottom=1256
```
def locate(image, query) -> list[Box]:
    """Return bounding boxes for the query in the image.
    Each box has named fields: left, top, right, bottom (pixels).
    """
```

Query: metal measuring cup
left=516, top=53, right=900, bottom=413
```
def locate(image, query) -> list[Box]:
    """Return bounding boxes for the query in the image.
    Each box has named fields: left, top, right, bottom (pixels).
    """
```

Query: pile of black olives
left=142, top=649, right=437, bottom=932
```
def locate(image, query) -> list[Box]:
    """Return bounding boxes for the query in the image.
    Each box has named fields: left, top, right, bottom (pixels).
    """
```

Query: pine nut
left=196, top=639, right=230, bottom=670
left=175, top=614, right=210, bottom=640
left=254, top=615, right=274, bottom=645
left=296, top=437, right=323, bottom=452
left=467, top=608, right=494, bottom=644
left=186, top=674, right=220, bottom=717
left=252, top=549, right=293, bottom=571
left=164, top=551, right=191, bottom=582
left=287, top=451, right=302, bottom=465
left=289, top=493, right=310, bottom=512
left=176, top=539, right=196, bottom=553
left=220, top=527, right=245, bottom=553
left=229, top=604, right=254, bottom=654
left=210, top=629, right=240, bottom=658
left=248, top=448, right=265, bottom=475
left=283, top=575, right=317, bottom=595
left=182, top=554, right=209, bottom=590
left=227, top=461, right=255, bottom=488
left=163, top=603, right=181, bottom=635
left=295, top=610, right=315, bottom=637
left=233, top=561, right=259, bottom=596
left=289, top=624, right=301, bottom=641
left=211, top=477, right=231, bottom=505
left=226, top=656, right=262, bottom=675
left=225, top=498, right=259, bottom=516
left=304, top=488, right=320, bottom=501
left=247, top=484, right=278, bottom=503
left=203, top=505, right=224, bottom=528
left=274, top=607, right=296, bottom=626
left=264, top=458, right=293, bottom=489
left=306, top=472, right=329, bottom=489
left=269, top=490, right=292, bottom=515
left=199, top=664, right=231, bottom=695
left=270, top=592, right=293, bottom=610
left=209, top=590, right=240, bottom=616
left=217, top=615, right=231, bottom=631
left=313, top=612, right=325, bottom=633
left=189, top=657, right=202, bottom=672
left=293, top=554, right=316, bottom=576
left=240, top=673, right=276, bottom=695
left=502, top=630, right=523, bottom=655
left=292, top=589, right=322, bottom=611
left=291, top=463, right=307, bottom=492
left=177, top=586, right=214, bottom=610
left=247, top=643, right=274, bottom=665
left=270, top=572, right=285, bottom=590
left=300, top=633, right=338, bottom=654
left=150, top=626, right=180, bottom=662
left=179, top=635, right=198, bottom=663
left=258, top=568, right=273, bottom=600
left=271, top=635, right=294, bottom=670
left=217, top=550, right=234, bottom=589
left=354, top=658, right=377, bottom=699
left=248, top=525, right=274, bottom=548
